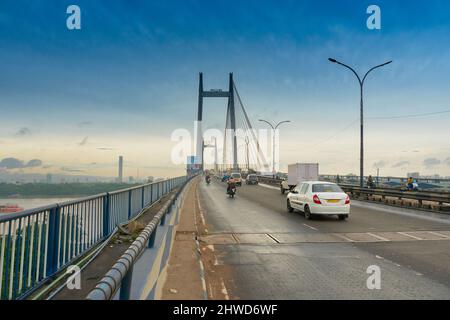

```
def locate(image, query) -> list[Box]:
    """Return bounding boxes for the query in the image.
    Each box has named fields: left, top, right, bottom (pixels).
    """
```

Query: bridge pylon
left=196, top=72, right=238, bottom=171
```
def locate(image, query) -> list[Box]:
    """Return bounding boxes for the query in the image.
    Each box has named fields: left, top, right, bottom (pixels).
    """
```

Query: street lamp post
left=236, top=136, right=250, bottom=170
left=328, top=58, right=392, bottom=188
left=258, top=119, right=291, bottom=178
left=245, top=136, right=250, bottom=170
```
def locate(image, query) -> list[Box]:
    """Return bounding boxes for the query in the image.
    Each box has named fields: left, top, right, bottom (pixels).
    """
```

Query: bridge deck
left=158, top=177, right=450, bottom=300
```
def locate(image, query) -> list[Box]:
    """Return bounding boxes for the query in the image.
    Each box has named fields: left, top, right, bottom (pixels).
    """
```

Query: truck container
left=281, top=163, right=319, bottom=194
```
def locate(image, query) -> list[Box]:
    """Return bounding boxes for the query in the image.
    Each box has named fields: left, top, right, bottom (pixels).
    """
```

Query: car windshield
left=312, top=184, right=343, bottom=193
left=248, top=175, right=257, bottom=180
left=232, top=174, right=241, bottom=178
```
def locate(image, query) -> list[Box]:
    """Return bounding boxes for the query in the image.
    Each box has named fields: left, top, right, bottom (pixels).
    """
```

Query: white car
left=286, top=181, right=350, bottom=220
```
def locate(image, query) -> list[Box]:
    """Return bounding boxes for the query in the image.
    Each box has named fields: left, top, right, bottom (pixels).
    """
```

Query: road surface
left=197, top=178, right=450, bottom=299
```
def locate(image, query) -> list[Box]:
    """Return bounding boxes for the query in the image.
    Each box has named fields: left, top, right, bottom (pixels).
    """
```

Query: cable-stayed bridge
left=1, top=73, right=450, bottom=301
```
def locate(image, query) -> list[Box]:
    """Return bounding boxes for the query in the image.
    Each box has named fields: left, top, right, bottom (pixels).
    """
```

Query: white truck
left=280, top=163, right=319, bottom=194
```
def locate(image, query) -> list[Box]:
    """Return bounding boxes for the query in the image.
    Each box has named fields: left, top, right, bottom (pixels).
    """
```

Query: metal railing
left=0, top=175, right=188, bottom=300
left=87, top=176, right=193, bottom=300
left=320, top=174, right=450, bottom=189
left=256, top=175, right=283, bottom=186
left=342, top=185, right=450, bottom=212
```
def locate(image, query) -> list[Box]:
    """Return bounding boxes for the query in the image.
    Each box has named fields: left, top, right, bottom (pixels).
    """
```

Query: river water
left=0, top=197, right=78, bottom=211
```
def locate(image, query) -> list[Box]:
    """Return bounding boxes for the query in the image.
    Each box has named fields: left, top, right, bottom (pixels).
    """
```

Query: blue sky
left=1, top=0, right=450, bottom=177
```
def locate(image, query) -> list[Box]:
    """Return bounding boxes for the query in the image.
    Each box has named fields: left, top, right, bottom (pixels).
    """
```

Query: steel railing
left=320, top=174, right=450, bottom=188
left=341, top=185, right=450, bottom=211
left=87, top=175, right=194, bottom=300
left=0, top=175, right=189, bottom=300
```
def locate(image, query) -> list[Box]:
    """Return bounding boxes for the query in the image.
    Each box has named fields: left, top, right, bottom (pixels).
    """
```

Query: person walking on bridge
left=367, top=175, right=375, bottom=189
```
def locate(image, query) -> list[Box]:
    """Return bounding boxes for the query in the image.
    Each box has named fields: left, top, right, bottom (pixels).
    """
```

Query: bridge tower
left=196, top=72, right=238, bottom=171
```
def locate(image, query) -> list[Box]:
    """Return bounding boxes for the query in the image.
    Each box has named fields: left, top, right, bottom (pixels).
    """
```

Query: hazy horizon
left=1, top=0, right=450, bottom=178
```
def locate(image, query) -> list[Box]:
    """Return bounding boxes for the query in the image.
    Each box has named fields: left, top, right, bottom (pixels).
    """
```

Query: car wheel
left=338, top=215, right=348, bottom=221
left=287, top=200, right=294, bottom=213
left=304, top=205, right=312, bottom=220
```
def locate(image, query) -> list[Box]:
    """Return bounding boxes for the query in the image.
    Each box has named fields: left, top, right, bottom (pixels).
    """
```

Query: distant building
left=407, top=172, right=420, bottom=179
left=46, top=173, right=53, bottom=183
left=118, top=156, right=123, bottom=183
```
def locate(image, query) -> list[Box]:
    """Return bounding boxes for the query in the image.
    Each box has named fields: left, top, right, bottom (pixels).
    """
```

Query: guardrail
left=342, top=185, right=450, bottom=212
left=320, top=174, right=450, bottom=189
left=0, top=175, right=189, bottom=300
left=256, top=175, right=282, bottom=187
left=86, top=176, right=193, bottom=300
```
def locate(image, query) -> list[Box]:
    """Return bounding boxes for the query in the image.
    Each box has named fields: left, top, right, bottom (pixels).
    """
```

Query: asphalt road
left=198, top=178, right=450, bottom=299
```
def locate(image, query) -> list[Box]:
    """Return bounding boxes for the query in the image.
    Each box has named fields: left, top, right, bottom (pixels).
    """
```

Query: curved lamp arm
left=362, top=60, right=393, bottom=84
left=275, top=120, right=291, bottom=129
left=329, top=58, right=392, bottom=86
left=329, top=58, right=362, bottom=84
left=258, top=119, right=275, bottom=130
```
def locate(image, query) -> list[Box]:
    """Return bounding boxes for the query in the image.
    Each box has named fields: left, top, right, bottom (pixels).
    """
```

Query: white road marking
left=208, top=283, right=214, bottom=299
left=398, top=232, right=423, bottom=240
left=302, top=223, right=318, bottom=231
left=220, top=278, right=230, bottom=300
left=428, top=231, right=450, bottom=239
left=334, top=234, right=354, bottom=242
left=194, top=184, right=209, bottom=300
left=367, top=232, right=390, bottom=242
left=258, top=183, right=280, bottom=191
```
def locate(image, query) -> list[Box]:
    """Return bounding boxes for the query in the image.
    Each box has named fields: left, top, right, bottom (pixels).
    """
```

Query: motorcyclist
left=205, top=173, right=211, bottom=184
left=407, top=177, right=414, bottom=190
left=227, top=177, right=237, bottom=194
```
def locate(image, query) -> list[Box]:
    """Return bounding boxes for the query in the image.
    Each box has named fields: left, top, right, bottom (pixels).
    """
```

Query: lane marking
left=302, top=223, right=318, bottom=231
left=208, top=283, right=214, bottom=299
left=194, top=182, right=209, bottom=300
left=367, top=232, right=390, bottom=242
left=220, top=278, right=230, bottom=300
left=428, top=231, right=450, bottom=239
left=258, top=183, right=280, bottom=191
left=196, top=190, right=206, bottom=226
left=333, top=234, right=354, bottom=242
left=397, top=232, right=423, bottom=240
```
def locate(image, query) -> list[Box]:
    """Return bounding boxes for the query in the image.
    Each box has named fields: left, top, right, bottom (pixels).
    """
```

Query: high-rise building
left=118, top=156, right=123, bottom=183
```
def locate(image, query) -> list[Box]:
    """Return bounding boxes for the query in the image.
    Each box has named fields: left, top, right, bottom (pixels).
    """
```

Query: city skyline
left=1, top=1, right=450, bottom=178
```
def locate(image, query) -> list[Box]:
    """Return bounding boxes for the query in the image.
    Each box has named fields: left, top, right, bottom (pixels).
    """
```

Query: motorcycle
left=407, top=182, right=419, bottom=191
left=227, top=186, right=237, bottom=198
left=205, top=176, right=211, bottom=185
